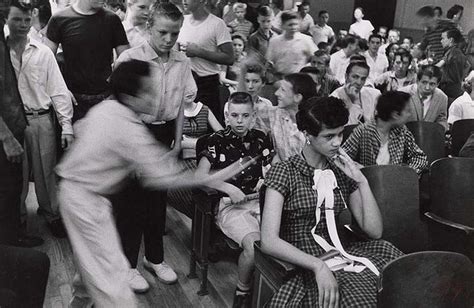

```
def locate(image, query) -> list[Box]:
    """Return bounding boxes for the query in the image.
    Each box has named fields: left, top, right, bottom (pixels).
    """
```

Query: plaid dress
left=264, top=155, right=403, bottom=307
left=341, top=120, right=429, bottom=175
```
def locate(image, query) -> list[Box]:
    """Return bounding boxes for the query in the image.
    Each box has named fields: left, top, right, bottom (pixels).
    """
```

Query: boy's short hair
left=148, top=2, right=183, bottom=28
left=284, top=73, right=317, bottom=101
left=35, top=0, right=51, bottom=26
left=444, top=28, right=464, bottom=44
left=300, top=66, right=321, bottom=75
left=376, top=91, right=411, bottom=121
left=417, top=65, right=442, bottom=82
left=111, top=60, right=151, bottom=99
left=346, top=61, right=370, bottom=76
left=9, top=0, right=32, bottom=13
left=313, top=50, right=330, bottom=63
left=228, top=92, right=253, bottom=106
left=394, top=48, right=413, bottom=64
left=256, top=5, right=273, bottom=17
left=318, top=10, right=328, bottom=17
left=349, top=54, right=367, bottom=65
left=280, top=11, right=298, bottom=24
left=368, top=34, right=382, bottom=42
left=317, top=41, right=330, bottom=51
left=233, top=2, right=247, bottom=11
left=242, top=63, right=267, bottom=83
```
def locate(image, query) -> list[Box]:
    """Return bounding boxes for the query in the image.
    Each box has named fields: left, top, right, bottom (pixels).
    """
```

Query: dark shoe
left=233, top=290, right=251, bottom=308
left=48, top=219, right=67, bottom=238
left=12, top=234, right=44, bottom=247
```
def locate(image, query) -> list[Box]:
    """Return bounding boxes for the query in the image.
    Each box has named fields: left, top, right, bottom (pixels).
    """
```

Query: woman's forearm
left=355, top=180, right=383, bottom=239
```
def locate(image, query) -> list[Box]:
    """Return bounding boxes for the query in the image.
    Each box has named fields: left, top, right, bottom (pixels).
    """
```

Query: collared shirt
left=248, top=28, right=275, bottom=60
left=364, top=51, right=389, bottom=85
left=342, top=120, right=428, bottom=175
left=420, top=94, right=432, bottom=118
left=9, top=38, right=73, bottom=134
left=122, top=20, right=147, bottom=48
left=309, top=23, right=335, bottom=45
left=420, top=19, right=457, bottom=63
left=374, top=70, right=417, bottom=93
left=115, top=41, right=197, bottom=123
left=316, top=74, right=341, bottom=97
left=28, top=26, right=47, bottom=44
left=298, top=14, right=314, bottom=34
left=448, top=92, right=474, bottom=125
left=330, top=86, right=381, bottom=125
left=329, top=49, right=350, bottom=84
left=228, top=18, right=254, bottom=39
left=223, top=96, right=273, bottom=132
left=266, top=32, right=317, bottom=76
left=199, top=126, right=274, bottom=194
left=349, top=20, right=374, bottom=40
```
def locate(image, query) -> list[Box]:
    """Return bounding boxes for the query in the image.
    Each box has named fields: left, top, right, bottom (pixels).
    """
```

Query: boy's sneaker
left=128, top=268, right=150, bottom=293
left=232, top=289, right=252, bottom=308
left=143, top=257, right=178, bottom=284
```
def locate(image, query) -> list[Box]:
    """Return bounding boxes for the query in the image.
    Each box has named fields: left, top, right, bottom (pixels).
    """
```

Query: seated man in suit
left=399, top=65, right=448, bottom=131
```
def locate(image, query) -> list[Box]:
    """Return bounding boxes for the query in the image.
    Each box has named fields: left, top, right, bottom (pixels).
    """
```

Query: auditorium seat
left=451, top=119, right=474, bottom=156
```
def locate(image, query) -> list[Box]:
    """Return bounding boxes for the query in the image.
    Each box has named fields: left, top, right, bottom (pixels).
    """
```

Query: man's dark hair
left=10, top=0, right=32, bottom=13
left=394, top=48, right=413, bottom=65
left=243, top=63, right=266, bottom=83
left=416, top=6, right=435, bottom=18
left=148, top=2, right=183, bottom=27
left=111, top=60, right=151, bottom=100
left=346, top=61, right=370, bottom=76
left=349, top=54, right=367, bottom=65
left=34, top=0, right=51, bottom=26
left=256, top=5, right=272, bottom=17
left=368, top=34, right=382, bottom=43
left=433, top=6, right=442, bottom=17
left=296, top=96, right=349, bottom=136
left=446, top=5, right=463, bottom=19
left=444, top=28, right=464, bottom=45
left=284, top=73, right=317, bottom=101
left=417, top=65, right=442, bottom=82
left=341, top=34, right=359, bottom=49
left=280, top=11, right=298, bottom=24
left=317, top=41, right=330, bottom=51
left=318, top=10, right=328, bottom=17
left=228, top=91, right=253, bottom=106
left=300, top=66, right=321, bottom=75
left=376, top=91, right=411, bottom=121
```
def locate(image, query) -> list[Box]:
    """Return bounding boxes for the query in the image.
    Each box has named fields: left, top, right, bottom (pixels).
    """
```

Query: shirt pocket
left=26, top=63, right=45, bottom=86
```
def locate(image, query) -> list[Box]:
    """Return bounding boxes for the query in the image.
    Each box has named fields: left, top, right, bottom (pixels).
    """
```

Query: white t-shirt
left=309, top=24, right=335, bottom=45
left=448, top=92, right=474, bottom=124
left=178, top=14, right=232, bottom=76
left=349, top=20, right=374, bottom=40
left=364, top=51, right=389, bottom=85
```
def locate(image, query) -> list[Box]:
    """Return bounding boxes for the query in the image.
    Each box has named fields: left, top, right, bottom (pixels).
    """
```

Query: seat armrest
left=424, top=212, right=474, bottom=235
left=254, top=242, right=296, bottom=274
left=192, top=188, right=222, bottom=214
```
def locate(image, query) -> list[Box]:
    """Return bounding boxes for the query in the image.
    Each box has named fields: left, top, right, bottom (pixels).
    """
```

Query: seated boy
left=196, top=92, right=274, bottom=307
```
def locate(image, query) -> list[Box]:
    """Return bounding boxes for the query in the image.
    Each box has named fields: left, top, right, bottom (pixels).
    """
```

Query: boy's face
left=226, top=102, right=255, bottom=137
left=244, top=72, right=264, bottom=97
left=392, top=55, right=410, bottom=74
left=319, top=13, right=329, bottom=25
left=388, top=30, right=399, bottom=44
left=234, top=7, right=246, bottom=20
left=282, top=18, right=299, bottom=34
left=148, top=16, right=183, bottom=56
left=299, top=5, right=309, bottom=17
left=310, top=56, right=329, bottom=75
left=417, top=75, right=439, bottom=97
left=440, top=32, right=452, bottom=49
left=368, top=37, right=381, bottom=53
left=275, top=80, right=298, bottom=108
left=257, top=15, right=272, bottom=31
left=7, top=6, right=31, bottom=38
left=128, top=0, right=151, bottom=24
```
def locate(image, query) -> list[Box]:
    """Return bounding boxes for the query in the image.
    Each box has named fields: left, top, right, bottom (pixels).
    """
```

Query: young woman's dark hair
left=296, top=96, right=349, bottom=136
left=110, top=60, right=151, bottom=101
left=446, top=5, right=463, bottom=19
left=284, top=73, right=317, bottom=101
left=376, top=91, right=411, bottom=121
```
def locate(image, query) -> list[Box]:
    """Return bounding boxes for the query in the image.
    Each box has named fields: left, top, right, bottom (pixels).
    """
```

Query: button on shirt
left=115, top=41, right=197, bottom=124
left=9, top=39, right=73, bottom=134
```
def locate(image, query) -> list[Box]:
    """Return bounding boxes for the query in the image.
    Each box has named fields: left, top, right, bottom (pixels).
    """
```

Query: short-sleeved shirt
left=447, top=92, right=474, bottom=125
left=329, top=49, right=350, bottom=84
left=46, top=7, right=128, bottom=94
left=349, top=20, right=374, bottom=40
left=228, top=19, right=254, bottom=39
left=199, top=126, right=274, bottom=194
left=298, top=14, right=314, bottom=34
left=266, top=32, right=317, bottom=75
left=248, top=28, right=275, bottom=60
left=330, top=86, right=381, bottom=125
left=364, top=51, right=389, bottom=85
left=178, top=14, right=232, bottom=77
left=309, top=23, right=335, bottom=45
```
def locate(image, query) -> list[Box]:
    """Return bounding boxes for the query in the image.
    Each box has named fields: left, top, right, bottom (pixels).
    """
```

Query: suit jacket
left=399, top=84, right=448, bottom=131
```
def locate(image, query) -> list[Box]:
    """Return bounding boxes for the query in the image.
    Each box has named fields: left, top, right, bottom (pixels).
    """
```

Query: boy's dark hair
left=256, top=5, right=272, bottom=17
left=35, top=0, right=51, bottom=26
left=368, top=34, right=382, bottom=42
left=346, top=61, right=370, bottom=76
left=417, top=65, right=442, bottom=82
left=416, top=6, right=435, bottom=18
left=243, top=63, right=266, bottom=83
left=317, top=41, right=330, bottom=51
left=148, top=2, right=183, bottom=28
left=298, top=1, right=310, bottom=9
left=232, top=33, right=247, bottom=46
left=313, top=49, right=330, bottom=63
left=110, top=60, right=151, bottom=100
left=349, top=54, right=367, bottom=65
left=318, top=10, right=328, bottom=17
left=296, top=96, right=349, bottom=136
left=341, top=34, right=359, bottom=48
left=394, top=48, right=413, bottom=64
left=376, top=91, right=411, bottom=121
left=433, top=6, right=442, bottom=16
left=446, top=5, right=463, bottom=19
left=228, top=91, right=253, bottom=106
left=280, top=11, right=298, bottom=24
left=444, top=28, right=464, bottom=44
left=284, top=73, right=317, bottom=101
left=10, top=0, right=32, bottom=13
left=300, top=66, right=321, bottom=75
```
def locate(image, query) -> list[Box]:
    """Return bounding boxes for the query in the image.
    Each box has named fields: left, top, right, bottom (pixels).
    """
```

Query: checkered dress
left=342, top=121, right=429, bottom=175
left=264, top=155, right=403, bottom=307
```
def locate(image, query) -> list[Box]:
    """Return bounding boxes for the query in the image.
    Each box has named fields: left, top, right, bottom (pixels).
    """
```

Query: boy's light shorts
left=216, top=198, right=260, bottom=247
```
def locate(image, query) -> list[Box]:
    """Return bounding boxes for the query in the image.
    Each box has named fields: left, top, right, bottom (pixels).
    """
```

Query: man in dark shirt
left=45, top=0, right=129, bottom=122
left=416, top=5, right=457, bottom=63
left=0, top=0, right=43, bottom=247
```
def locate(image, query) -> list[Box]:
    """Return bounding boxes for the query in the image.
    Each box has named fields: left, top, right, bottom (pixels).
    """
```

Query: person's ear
left=294, top=93, right=303, bottom=104
left=32, top=8, right=39, bottom=17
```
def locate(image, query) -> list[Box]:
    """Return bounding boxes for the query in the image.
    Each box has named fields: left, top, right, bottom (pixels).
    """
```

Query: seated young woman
left=261, top=96, right=403, bottom=308
left=342, top=91, right=428, bottom=176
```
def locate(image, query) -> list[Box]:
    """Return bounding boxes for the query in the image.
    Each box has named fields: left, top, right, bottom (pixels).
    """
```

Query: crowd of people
left=0, top=0, right=473, bottom=307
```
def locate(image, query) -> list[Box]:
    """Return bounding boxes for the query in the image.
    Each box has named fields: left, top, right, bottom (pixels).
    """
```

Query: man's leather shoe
left=13, top=234, right=44, bottom=247
left=48, top=219, right=67, bottom=238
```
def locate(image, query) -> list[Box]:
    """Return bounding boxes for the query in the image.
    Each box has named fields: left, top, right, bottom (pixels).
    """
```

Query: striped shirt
left=420, top=19, right=457, bottom=63
left=342, top=120, right=428, bottom=175
left=228, top=19, right=254, bottom=40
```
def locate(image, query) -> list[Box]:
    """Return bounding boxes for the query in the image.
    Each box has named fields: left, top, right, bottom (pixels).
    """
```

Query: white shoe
left=128, top=268, right=150, bottom=293
left=143, top=257, right=178, bottom=284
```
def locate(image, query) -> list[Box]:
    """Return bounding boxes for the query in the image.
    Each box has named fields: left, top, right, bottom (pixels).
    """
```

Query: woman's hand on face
left=333, top=148, right=366, bottom=184
left=313, top=261, right=339, bottom=308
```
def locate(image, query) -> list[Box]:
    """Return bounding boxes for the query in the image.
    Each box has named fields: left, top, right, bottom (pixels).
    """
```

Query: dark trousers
left=0, top=245, right=50, bottom=308
left=0, top=137, right=23, bottom=245
left=193, top=73, right=224, bottom=124
left=72, top=92, right=111, bottom=123
left=114, top=120, right=175, bottom=268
